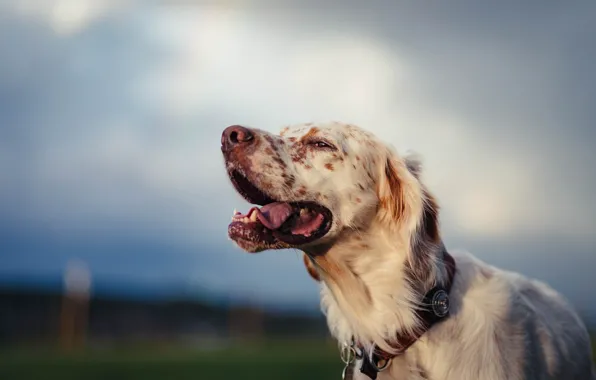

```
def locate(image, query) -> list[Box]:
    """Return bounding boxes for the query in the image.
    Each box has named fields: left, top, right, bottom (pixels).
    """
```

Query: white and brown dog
left=221, top=122, right=594, bottom=380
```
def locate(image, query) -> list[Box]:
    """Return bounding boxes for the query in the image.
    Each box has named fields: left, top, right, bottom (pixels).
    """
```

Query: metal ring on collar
left=341, top=345, right=357, bottom=365
left=368, top=348, right=391, bottom=372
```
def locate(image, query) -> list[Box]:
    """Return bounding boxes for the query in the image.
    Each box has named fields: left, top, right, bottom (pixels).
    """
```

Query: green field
left=1, top=337, right=594, bottom=380
left=0, top=341, right=342, bottom=380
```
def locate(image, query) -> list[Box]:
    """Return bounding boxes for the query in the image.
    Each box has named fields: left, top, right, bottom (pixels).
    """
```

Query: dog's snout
left=221, top=125, right=254, bottom=152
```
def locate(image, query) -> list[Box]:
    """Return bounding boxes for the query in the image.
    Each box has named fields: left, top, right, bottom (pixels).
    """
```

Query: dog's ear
left=303, top=253, right=321, bottom=282
left=376, top=149, right=424, bottom=233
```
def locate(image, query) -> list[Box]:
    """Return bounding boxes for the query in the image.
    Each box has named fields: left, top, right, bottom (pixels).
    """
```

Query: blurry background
left=0, top=0, right=595, bottom=379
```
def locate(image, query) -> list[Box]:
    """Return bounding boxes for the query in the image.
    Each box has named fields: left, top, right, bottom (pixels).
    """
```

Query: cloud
left=11, top=0, right=133, bottom=36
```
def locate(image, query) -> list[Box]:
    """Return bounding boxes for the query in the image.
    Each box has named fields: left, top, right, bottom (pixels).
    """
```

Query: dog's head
left=221, top=122, right=430, bottom=255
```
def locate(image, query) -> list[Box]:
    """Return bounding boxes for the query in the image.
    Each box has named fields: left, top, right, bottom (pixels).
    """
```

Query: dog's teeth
left=300, top=209, right=307, bottom=216
left=250, top=212, right=258, bottom=222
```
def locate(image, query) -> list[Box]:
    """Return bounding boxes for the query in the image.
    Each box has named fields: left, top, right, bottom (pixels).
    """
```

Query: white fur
left=226, top=122, right=595, bottom=379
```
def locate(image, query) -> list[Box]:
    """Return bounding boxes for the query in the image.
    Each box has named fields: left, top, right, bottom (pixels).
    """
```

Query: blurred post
left=59, top=260, right=91, bottom=351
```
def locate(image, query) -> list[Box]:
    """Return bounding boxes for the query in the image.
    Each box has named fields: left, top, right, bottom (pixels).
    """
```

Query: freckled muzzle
left=221, top=126, right=333, bottom=252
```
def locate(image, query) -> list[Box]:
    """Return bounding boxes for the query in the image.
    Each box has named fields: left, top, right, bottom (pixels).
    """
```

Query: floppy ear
left=376, top=149, right=424, bottom=233
left=302, top=253, right=321, bottom=282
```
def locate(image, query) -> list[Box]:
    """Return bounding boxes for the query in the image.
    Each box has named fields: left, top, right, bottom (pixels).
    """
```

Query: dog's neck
left=306, top=220, right=446, bottom=353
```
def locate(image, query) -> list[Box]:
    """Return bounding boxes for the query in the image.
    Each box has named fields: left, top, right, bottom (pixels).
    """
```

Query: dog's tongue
left=257, top=202, right=293, bottom=230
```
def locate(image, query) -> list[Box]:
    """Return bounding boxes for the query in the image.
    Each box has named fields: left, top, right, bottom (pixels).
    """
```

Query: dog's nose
left=221, top=125, right=254, bottom=152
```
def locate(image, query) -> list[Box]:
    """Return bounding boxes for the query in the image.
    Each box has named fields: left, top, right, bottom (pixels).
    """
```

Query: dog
left=221, top=122, right=594, bottom=379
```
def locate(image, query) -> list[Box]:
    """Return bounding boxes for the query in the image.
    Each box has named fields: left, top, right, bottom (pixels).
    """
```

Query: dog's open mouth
left=227, top=170, right=332, bottom=251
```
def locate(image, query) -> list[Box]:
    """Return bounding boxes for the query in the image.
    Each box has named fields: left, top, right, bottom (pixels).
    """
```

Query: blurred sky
left=0, top=1, right=595, bottom=318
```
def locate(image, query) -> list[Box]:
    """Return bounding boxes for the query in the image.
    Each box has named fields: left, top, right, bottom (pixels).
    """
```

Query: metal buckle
left=372, top=357, right=391, bottom=372
left=341, top=345, right=356, bottom=365
left=340, top=339, right=362, bottom=379
left=369, top=347, right=391, bottom=372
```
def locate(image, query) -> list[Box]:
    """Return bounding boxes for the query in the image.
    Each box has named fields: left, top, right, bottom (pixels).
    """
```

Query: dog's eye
left=309, top=140, right=335, bottom=150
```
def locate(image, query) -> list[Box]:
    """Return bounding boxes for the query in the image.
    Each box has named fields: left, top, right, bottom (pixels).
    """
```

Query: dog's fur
left=223, top=122, right=595, bottom=379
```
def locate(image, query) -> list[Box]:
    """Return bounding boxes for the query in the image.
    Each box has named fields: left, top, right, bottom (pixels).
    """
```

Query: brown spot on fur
left=304, top=164, right=312, bottom=170
left=264, top=135, right=280, bottom=152
left=273, top=157, right=286, bottom=168
left=303, top=254, right=321, bottom=282
left=252, top=136, right=262, bottom=150
left=291, top=142, right=308, bottom=163
left=379, top=157, right=406, bottom=224
left=353, top=164, right=357, bottom=169
left=324, top=163, right=334, bottom=171
left=280, top=126, right=289, bottom=136
left=282, top=173, right=295, bottom=188
left=264, top=147, right=274, bottom=155
left=358, top=184, right=365, bottom=190
left=288, top=137, right=296, bottom=142
left=297, top=186, right=307, bottom=196
left=355, top=197, right=361, bottom=203
left=312, top=254, right=342, bottom=278
left=299, top=127, right=320, bottom=142
left=356, top=155, right=361, bottom=161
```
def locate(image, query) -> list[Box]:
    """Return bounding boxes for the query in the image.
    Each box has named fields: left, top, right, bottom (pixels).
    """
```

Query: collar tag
left=430, top=288, right=450, bottom=318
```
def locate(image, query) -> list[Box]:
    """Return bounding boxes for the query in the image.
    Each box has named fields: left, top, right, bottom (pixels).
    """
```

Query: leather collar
left=355, top=250, right=457, bottom=379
